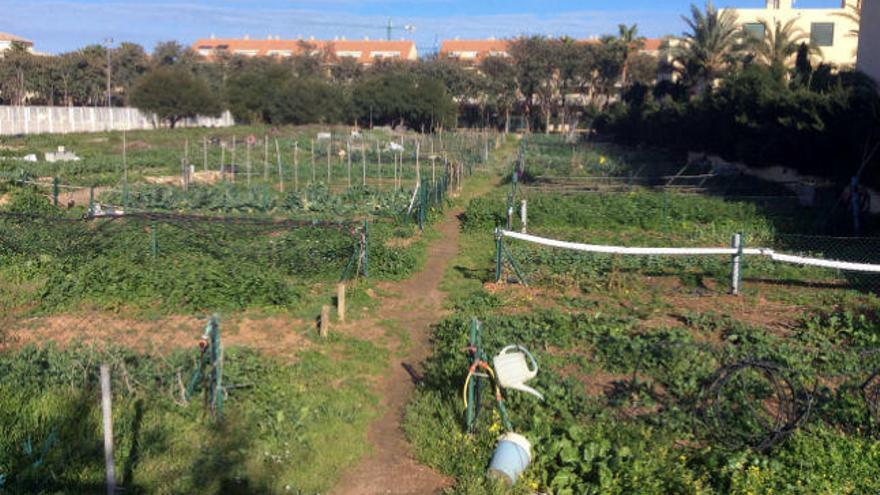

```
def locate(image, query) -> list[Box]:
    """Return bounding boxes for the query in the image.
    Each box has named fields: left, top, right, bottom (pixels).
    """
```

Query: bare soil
left=329, top=210, right=461, bottom=495
left=2, top=312, right=309, bottom=358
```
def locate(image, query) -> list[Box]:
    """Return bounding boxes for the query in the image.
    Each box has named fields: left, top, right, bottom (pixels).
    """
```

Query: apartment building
left=723, top=0, right=861, bottom=68
left=192, top=36, right=418, bottom=65
left=857, top=0, right=879, bottom=83
left=439, top=37, right=665, bottom=64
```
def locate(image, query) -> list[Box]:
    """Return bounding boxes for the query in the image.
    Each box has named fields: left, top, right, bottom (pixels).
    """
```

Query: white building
left=0, top=32, right=35, bottom=56
left=723, top=0, right=861, bottom=68
left=857, top=0, right=879, bottom=84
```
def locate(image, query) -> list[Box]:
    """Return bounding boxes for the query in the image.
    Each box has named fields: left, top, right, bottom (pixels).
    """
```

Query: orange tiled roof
left=0, top=32, right=33, bottom=45
left=641, top=38, right=663, bottom=52
left=192, top=38, right=416, bottom=64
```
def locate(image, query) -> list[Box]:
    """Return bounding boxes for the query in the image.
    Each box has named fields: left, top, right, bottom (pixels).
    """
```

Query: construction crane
left=385, top=18, right=416, bottom=40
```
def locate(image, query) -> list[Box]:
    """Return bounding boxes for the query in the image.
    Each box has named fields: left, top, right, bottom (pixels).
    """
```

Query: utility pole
left=104, top=38, right=114, bottom=108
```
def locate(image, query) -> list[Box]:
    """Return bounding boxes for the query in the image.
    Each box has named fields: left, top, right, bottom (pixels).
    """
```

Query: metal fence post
left=52, top=177, right=59, bottom=208
left=730, top=233, right=743, bottom=295
left=363, top=220, right=369, bottom=278
left=100, top=364, right=116, bottom=495
left=495, top=227, right=503, bottom=283
left=88, top=186, right=95, bottom=217
left=521, top=200, right=528, bottom=234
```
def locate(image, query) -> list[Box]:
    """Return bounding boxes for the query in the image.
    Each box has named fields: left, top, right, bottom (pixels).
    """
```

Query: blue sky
left=2, top=0, right=844, bottom=55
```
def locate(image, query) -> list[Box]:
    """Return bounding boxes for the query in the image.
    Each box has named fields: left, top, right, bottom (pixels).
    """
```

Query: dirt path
left=330, top=209, right=463, bottom=495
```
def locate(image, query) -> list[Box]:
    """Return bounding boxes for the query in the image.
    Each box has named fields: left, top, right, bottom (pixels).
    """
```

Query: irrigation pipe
left=500, top=230, right=880, bottom=273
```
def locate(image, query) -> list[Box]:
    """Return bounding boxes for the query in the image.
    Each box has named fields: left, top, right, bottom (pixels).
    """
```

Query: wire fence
left=0, top=211, right=363, bottom=324
left=495, top=228, right=880, bottom=294
left=2, top=129, right=493, bottom=227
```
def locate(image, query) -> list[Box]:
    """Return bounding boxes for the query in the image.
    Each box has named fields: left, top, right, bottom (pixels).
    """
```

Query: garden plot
left=405, top=147, right=880, bottom=494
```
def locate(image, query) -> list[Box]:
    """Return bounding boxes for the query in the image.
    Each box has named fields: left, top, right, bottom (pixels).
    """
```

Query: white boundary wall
left=0, top=106, right=234, bottom=136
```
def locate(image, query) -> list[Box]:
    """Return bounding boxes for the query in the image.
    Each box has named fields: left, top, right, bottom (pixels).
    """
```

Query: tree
left=794, top=42, right=813, bottom=86
left=352, top=73, right=456, bottom=131
left=627, top=53, right=660, bottom=86
left=330, top=57, right=364, bottom=86
left=270, top=78, right=348, bottom=125
left=589, top=38, right=628, bottom=109
left=509, top=36, right=561, bottom=133
left=480, top=56, right=519, bottom=133
left=152, top=41, right=198, bottom=69
left=0, top=42, right=36, bottom=105
left=617, top=23, right=646, bottom=86
left=673, top=2, right=743, bottom=92
left=224, top=62, right=291, bottom=124
left=130, top=67, right=220, bottom=128
left=111, top=42, right=149, bottom=105
left=744, top=19, right=817, bottom=80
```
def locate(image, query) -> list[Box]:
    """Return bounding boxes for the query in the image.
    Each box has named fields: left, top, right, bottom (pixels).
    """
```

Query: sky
left=1, top=0, right=845, bottom=55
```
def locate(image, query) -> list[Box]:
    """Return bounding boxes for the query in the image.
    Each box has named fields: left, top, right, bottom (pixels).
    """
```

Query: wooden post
left=100, top=364, right=116, bottom=495
left=320, top=305, right=330, bottom=338
left=337, top=283, right=346, bottom=323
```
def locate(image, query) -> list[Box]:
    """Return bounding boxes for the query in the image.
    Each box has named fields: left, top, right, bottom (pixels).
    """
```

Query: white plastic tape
left=500, top=230, right=880, bottom=274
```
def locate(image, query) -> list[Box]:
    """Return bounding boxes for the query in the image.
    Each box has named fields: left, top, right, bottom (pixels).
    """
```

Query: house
left=0, top=32, right=35, bottom=57
left=439, top=37, right=666, bottom=65
left=191, top=36, right=418, bottom=65
left=439, top=38, right=512, bottom=63
left=722, top=0, right=861, bottom=68
left=857, top=0, right=879, bottom=84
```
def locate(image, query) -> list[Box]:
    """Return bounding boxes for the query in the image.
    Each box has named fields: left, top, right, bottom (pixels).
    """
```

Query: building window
left=450, top=51, right=478, bottom=59
left=811, top=22, right=834, bottom=47
left=744, top=23, right=766, bottom=41
left=371, top=51, right=400, bottom=59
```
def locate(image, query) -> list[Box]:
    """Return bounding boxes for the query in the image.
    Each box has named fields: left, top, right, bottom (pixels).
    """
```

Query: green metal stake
left=262, top=184, right=269, bottom=211
left=466, top=318, right=476, bottom=430
left=52, top=177, right=59, bottom=208
left=150, top=222, right=158, bottom=257
left=122, top=182, right=129, bottom=210
left=88, top=186, right=94, bottom=218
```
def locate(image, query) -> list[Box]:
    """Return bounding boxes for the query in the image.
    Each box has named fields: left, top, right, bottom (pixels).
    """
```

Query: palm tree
left=672, top=2, right=743, bottom=91
left=617, top=23, right=645, bottom=86
left=745, top=18, right=818, bottom=75
left=834, top=0, right=861, bottom=38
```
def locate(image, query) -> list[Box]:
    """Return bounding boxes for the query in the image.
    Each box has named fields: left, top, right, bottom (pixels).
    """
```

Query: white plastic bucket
left=487, top=432, right=532, bottom=485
